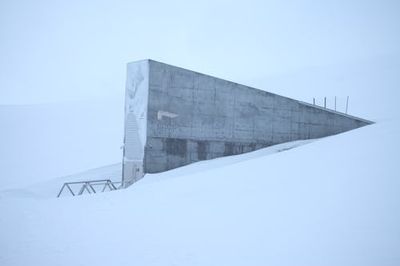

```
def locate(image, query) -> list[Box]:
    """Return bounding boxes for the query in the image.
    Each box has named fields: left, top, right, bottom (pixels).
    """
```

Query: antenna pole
left=334, top=96, right=337, bottom=111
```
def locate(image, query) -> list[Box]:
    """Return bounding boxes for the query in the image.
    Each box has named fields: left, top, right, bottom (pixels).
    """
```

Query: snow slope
left=0, top=121, right=399, bottom=266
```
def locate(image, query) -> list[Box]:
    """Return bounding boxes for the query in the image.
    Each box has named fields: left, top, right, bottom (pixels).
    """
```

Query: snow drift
left=0, top=120, right=399, bottom=266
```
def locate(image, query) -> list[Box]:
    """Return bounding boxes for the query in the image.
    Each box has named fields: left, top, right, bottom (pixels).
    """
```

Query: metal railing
left=312, top=96, right=350, bottom=114
left=57, top=179, right=122, bottom=198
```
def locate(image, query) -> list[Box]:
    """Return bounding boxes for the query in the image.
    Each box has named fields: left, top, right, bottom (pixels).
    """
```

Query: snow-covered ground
left=1, top=120, right=399, bottom=266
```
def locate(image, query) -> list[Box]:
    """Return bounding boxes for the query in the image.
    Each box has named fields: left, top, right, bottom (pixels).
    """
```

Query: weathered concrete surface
left=123, top=59, right=372, bottom=180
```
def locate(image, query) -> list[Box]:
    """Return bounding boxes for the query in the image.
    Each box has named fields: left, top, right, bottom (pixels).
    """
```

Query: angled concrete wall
left=123, top=59, right=372, bottom=182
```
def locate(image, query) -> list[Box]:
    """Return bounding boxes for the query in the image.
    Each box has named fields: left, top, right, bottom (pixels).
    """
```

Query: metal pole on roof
left=346, top=96, right=349, bottom=114
left=334, top=96, right=337, bottom=111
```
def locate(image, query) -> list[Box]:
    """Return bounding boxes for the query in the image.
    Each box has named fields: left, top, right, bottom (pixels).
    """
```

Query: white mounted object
left=157, top=110, right=179, bottom=120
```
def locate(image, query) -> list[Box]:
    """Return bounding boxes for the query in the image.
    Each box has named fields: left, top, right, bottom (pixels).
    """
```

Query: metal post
left=346, top=96, right=349, bottom=114
left=102, top=183, right=108, bottom=192
left=57, top=184, right=66, bottom=198
left=85, top=183, right=92, bottom=194
left=324, top=97, right=326, bottom=108
left=66, top=184, right=75, bottom=196
left=88, top=183, right=97, bottom=193
left=313, top=98, right=315, bottom=105
left=109, top=180, right=117, bottom=190
left=78, top=183, right=87, bottom=195
left=334, top=96, right=337, bottom=111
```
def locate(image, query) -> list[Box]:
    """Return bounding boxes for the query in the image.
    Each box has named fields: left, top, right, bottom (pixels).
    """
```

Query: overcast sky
left=0, top=0, right=399, bottom=188
left=1, top=0, right=399, bottom=117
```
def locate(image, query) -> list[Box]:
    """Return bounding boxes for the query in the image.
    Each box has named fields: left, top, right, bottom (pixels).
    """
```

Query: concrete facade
left=123, top=59, right=372, bottom=185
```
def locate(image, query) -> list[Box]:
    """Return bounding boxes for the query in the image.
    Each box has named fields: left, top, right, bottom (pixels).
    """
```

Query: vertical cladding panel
left=123, top=60, right=149, bottom=185
left=140, top=60, right=372, bottom=173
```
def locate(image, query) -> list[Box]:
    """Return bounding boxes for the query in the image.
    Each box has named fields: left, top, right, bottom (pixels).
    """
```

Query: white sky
left=0, top=0, right=399, bottom=118
left=0, top=0, right=399, bottom=189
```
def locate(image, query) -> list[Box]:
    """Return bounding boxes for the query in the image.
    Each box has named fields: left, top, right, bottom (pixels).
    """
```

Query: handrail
left=57, top=179, right=122, bottom=198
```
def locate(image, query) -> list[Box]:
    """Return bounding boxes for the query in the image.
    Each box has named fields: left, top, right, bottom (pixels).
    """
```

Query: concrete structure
left=122, top=59, right=372, bottom=186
